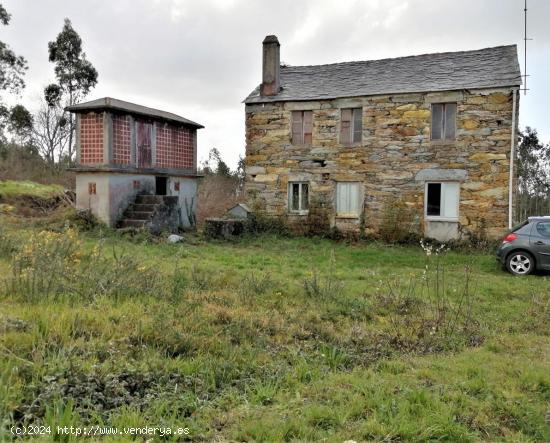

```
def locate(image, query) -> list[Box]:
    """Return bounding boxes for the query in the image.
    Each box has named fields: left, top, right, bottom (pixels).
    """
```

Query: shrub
left=5, top=228, right=81, bottom=301
left=3, top=229, right=159, bottom=302
left=69, top=242, right=159, bottom=302
left=378, top=196, right=420, bottom=244
left=303, top=250, right=344, bottom=299
left=67, top=209, right=102, bottom=231
left=245, top=213, right=290, bottom=236
left=238, top=272, right=273, bottom=301
left=0, top=227, right=16, bottom=258
left=372, top=242, right=481, bottom=353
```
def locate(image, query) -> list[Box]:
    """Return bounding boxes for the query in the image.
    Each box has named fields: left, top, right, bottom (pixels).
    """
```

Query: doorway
left=156, top=176, right=167, bottom=195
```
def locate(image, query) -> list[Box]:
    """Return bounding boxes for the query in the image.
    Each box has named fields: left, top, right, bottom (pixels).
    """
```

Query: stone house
left=67, top=97, right=202, bottom=230
left=244, top=36, right=522, bottom=240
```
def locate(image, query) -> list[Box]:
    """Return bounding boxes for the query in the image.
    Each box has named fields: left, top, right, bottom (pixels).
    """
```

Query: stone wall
left=244, top=88, right=519, bottom=239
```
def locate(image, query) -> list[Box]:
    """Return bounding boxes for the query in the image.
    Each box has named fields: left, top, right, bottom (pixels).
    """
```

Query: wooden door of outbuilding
left=136, top=120, right=152, bottom=168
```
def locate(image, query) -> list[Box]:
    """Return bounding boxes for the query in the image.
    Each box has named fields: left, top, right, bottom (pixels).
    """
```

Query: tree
left=8, top=104, right=32, bottom=144
left=45, top=18, right=98, bottom=162
left=200, top=147, right=233, bottom=177
left=0, top=3, right=28, bottom=142
left=31, top=102, right=69, bottom=166
left=0, top=4, right=27, bottom=94
left=516, top=127, right=550, bottom=221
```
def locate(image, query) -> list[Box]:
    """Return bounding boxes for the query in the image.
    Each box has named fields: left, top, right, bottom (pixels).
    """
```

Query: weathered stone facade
left=244, top=88, right=519, bottom=239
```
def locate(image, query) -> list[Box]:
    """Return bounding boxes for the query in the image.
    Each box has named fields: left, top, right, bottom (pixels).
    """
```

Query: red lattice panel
left=155, top=124, right=195, bottom=170
left=113, top=115, right=131, bottom=165
left=80, top=113, right=104, bottom=164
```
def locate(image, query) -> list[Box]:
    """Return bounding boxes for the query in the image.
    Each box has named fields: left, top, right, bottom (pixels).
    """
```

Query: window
left=88, top=182, right=96, bottom=195
left=336, top=182, right=361, bottom=217
left=340, top=108, right=362, bottom=144
left=291, top=111, right=312, bottom=145
left=536, top=222, right=550, bottom=238
left=288, top=182, right=309, bottom=213
left=431, top=103, right=456, bottom=141
left=425, top=182, right=459, bottom=220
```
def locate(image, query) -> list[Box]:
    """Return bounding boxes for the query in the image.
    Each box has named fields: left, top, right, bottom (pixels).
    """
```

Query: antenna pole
left=522, top=0, right=532, bottom=95
left=523, top=0, right=527, bottom=95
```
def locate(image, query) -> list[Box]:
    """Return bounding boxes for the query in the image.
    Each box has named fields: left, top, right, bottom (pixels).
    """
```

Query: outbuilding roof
left=66, top=97, right=204, bottom=128
left=244, top=45, right=521, bottom=104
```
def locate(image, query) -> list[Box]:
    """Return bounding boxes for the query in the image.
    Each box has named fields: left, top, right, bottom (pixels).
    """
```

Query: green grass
left=0, top=222, right=548, bottom=442
left=0, top=180, right=64, bottom=199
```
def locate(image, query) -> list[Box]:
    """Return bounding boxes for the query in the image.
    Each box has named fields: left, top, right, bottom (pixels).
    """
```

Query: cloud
left=1, top=0, right=549, bottom=167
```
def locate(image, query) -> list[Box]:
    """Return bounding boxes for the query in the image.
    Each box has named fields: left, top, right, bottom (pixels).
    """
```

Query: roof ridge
left=281, top=44, right=518, bottom=70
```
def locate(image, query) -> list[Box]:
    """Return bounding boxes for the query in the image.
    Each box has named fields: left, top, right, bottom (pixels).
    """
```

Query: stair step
left=125, top=211, right=153, bottom=220
left=131, top=203, right=158, bottom=212
left=119, top=219, right=149, bottom=228
left=136, top=195, right=164, bottom=204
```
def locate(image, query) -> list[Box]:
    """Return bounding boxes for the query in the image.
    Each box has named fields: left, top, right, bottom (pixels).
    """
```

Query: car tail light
left=502, top=233, right=518, bottom=244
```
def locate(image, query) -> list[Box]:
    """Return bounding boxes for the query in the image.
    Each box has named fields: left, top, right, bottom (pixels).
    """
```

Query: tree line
left=1, top=3, right=97, bottom=170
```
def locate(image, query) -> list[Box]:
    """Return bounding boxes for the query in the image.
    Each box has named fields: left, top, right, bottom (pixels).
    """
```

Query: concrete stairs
left=118, top=194, right=178, bottom=229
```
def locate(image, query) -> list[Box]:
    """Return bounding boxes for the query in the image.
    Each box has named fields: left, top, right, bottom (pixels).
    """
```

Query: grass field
left=0, top=213, right=549, bottom=442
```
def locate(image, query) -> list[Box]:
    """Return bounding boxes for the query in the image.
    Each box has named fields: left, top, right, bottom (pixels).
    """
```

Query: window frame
left=430, top=102, right=457, bottom=142
left=340, top=107, right=362, bottom=145
left=335, top=181, right=362, bottom=218
left=288, top=181, right=309, bottom=215
left=424, top=181, right=460, bottom=222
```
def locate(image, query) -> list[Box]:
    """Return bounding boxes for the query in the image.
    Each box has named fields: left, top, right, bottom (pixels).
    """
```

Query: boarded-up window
left=288, top=182, right=309, bottom=213
left=431, top=103, right=456, bottom=141
left=425, top=182, right=459, bottom=219
left=291, top=111, right=313, bottom=145
left=336, top=182, right=361, bottom=217
left=340, top=108, right=362, bottom=144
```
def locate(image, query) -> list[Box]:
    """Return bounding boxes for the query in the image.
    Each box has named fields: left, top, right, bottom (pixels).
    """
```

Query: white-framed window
left=425, top=182, right=459, bottom=221
left=336, top=182, right=362, bottom=217
left=431, top=103, right=456, bottom=141
left=340, top=108, right=362, bottom=144
left=288, top=182, right=309, bottom=214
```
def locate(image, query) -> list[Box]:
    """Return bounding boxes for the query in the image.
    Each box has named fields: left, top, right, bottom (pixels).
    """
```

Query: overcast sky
left=2, top=0, right=549, bottom=168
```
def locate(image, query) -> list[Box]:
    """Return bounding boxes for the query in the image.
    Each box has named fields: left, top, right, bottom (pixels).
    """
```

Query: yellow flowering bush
left=7, top=228, right=81, bottom=301
left=5, top=228, right=159, bottom=302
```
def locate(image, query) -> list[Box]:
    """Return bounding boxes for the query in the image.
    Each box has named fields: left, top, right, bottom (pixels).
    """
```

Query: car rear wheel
left=506, top=251, right=534, bottom=276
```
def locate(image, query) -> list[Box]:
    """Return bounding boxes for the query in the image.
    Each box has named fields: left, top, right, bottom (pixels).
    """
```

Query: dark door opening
left=156, top=177, right=167, bottom=195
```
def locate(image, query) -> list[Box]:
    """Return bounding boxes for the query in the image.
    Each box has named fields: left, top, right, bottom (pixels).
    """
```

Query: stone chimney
left=260, top=35, right=280, bottom=96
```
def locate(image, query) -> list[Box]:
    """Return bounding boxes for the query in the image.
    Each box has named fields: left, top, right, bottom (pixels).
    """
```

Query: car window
left=512, top=220, right=530, bottom=234
left=536, top=222, right=550, bottom=238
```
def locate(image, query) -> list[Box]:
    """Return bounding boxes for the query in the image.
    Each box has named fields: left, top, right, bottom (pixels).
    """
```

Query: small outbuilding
left=225, top=203, right=252, bottom=219
left=67, top=97, right=203, bottom=231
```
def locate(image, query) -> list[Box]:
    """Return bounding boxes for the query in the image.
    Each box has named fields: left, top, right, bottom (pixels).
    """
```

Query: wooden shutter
left=303, top=111, right=312, bottom=145
left=352, top=108, right=362, bottom=143
left=340, top=109, right=352, bottom=144
left=291, top=111, right=303, bottom=145
left=136, top=120, right=152, bottom=168
left=444, top=103, right=456, bottom=140
left=301, top=183, right=309, bottom=210
left=442, top=182, right=459, bottom=218
left=431, top=104, right=443, bottom=140
left=337, top=182, right=360, bottom=216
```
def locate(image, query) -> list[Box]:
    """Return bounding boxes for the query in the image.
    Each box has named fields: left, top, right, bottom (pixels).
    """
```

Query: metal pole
left=523, top=0, right=527, bottom=95
left=509, top=88, right=518, bottom=229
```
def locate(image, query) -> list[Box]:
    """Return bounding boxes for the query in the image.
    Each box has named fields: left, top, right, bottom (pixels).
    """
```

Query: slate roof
left=66, top=97, right=204, bottom=128
left=244, top=45, right=521, bottom=104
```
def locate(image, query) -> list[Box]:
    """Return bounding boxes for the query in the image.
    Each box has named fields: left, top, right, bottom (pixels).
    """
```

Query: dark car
left=497, top=216, right=550, bottom=275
